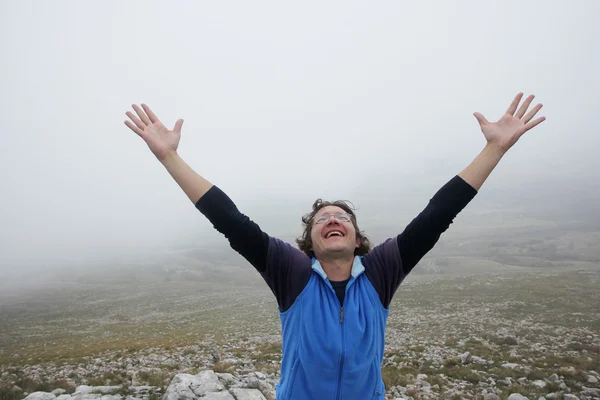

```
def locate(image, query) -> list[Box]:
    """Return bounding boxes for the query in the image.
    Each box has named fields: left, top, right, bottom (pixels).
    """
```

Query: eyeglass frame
left=313, top=212, right=353, bottom=224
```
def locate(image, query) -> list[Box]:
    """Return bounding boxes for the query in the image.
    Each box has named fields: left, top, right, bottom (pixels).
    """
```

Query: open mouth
left=324, top=230, right=344, bottom=239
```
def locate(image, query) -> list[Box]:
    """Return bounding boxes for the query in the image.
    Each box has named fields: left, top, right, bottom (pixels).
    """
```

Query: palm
left=124, top=104, right=184, bottom=161
left=142, top=122, right=180, bottom=160
left=474, top=93, right=545, bottom=153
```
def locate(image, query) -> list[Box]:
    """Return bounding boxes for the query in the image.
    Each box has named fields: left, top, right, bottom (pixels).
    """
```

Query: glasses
left=313, top=213, right=352, bottom=224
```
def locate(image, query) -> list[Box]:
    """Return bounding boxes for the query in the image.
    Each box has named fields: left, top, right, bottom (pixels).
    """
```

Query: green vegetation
left=0, top=263, right=598, bottom=398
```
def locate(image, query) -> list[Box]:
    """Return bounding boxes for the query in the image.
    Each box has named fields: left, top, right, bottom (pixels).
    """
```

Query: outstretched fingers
left=523, top=116, right=546, bottom=133
left=125, top=105, right=147, bottom=137
left=522, top=103, right=544, bottom=124
left=126, top=110, right=146, bottom=131
left=515, top=94, right=535, bottom=119
left=124, top=120, right=145, bottom=137
left=506, top=92, right=524, bottom=116
left=132, top=104, right=151, bottom=126
left=142, top=104, right=160, bottom=124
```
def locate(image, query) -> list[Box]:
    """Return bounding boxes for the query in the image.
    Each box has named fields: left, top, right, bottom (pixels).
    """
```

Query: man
left=124, top=93, right=545, bottom=399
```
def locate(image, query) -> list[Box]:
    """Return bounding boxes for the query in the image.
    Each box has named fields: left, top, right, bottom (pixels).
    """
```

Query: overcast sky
left=1, top=1, right=599, bottom=272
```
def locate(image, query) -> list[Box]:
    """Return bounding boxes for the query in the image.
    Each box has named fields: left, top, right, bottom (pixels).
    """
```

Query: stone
left=230, top=388, right=267, bottom=400
left=460, top=352, right=472, bottom=364
left=162, top=370, right=225, bottom=400
left=23, top=393, right=57, bottom=400
left=507, top=394, right=528, bottom=400
left=532, top=380, right=547, bottom=389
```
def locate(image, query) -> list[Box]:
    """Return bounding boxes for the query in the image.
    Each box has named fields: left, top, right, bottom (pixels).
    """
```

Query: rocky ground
left=1, top=266, right=598, bottom=400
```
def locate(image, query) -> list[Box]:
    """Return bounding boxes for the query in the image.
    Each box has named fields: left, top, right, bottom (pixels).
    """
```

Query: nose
left=325, top=216, right=339, bottom=224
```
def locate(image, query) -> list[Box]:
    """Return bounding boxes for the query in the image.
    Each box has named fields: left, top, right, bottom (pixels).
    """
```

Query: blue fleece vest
left=275, top=256, right=389, bottom=400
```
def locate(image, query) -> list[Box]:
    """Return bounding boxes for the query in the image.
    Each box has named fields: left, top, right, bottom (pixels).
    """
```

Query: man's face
left=310, top=205, right=360, bottom=259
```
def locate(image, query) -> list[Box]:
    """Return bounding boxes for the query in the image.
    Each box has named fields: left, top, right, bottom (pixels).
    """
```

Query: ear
left=355, top=237, right=360, bottom=248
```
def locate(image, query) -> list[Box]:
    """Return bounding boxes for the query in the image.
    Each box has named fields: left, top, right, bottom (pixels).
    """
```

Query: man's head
left=296, top=199, right=371, bottom=260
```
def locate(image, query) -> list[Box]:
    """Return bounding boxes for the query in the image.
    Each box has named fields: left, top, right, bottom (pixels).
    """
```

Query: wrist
left=483, top=142, right=507, bottom=160
left=160, top=150, right=180, bottom=167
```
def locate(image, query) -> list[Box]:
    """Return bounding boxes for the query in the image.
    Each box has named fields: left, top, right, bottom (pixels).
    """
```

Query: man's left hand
left=473, top=92, right=546, bottom=153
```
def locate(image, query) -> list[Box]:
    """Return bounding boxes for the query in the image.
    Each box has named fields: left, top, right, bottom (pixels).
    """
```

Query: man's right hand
left=125, top=104, right=184, bottom=162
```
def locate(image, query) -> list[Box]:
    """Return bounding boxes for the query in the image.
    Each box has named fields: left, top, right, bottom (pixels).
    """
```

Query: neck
left=318, top=254, right=354, bottom=281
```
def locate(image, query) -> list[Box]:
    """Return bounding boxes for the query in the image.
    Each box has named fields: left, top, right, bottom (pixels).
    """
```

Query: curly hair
left=296, top=198, right=371, bottom=258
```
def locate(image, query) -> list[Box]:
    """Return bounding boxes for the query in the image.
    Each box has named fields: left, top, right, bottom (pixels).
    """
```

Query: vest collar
left=311, top=256, right=365, bottom=281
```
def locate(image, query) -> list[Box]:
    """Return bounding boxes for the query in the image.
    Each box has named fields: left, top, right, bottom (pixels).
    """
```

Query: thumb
left=173, top=119, right=184, bottom=133
left=473, top=112, right=489, bottom=127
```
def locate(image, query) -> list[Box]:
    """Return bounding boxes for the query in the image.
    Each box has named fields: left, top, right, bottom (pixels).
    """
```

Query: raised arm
left=365, top=93, right=546, bottom=308
left=124, top=104, right=214, bottom=203
left=460, top=92, right=546, bottom=190
left=403, top=92, right=546, bottom=270
left=124, top=104, right=269, bottom=270
left=123, top=104, right=312, bottom=310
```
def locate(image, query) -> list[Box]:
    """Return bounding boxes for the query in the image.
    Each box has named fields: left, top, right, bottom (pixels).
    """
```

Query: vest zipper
left=336, top=306, right=346, bottom=400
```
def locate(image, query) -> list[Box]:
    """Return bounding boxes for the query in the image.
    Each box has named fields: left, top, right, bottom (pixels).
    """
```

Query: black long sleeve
left=195, top=187, right=312, bottom=312
left=195, top=186, right=270, bottom=272
left=397, top=175, right=477, bottom=275
left=364, top=175, right=477, bottom=308
left=195, top=176, right=477, bottom=310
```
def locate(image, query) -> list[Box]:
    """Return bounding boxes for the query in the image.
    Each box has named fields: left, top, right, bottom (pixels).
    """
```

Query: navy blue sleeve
left=195, top=185, right=270, bottom=272
left=264, top=237, right=313, bottom=312
left=362, top=238, right=405, bottom=309
left=195, top=186, right=312, bottom=311
left=364, top=175, right=477, bottom=308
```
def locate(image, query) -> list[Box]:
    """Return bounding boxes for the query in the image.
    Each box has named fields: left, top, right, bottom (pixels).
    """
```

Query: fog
left=1, top=1, right=599, bottom=278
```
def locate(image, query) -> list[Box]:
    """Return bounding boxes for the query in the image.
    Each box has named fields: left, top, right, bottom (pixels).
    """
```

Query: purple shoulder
left=362, top=238, right=405, bottom=308
left=263, top=237, right=313, bottom=312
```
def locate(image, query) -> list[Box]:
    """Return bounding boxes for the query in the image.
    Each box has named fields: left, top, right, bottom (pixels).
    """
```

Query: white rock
left=587, top=374, right=598, bottom=383
left=23, top=393, right=56, bottom=400
left=230, top=388, right=267, bottom=400
left=460, top=352, right=472, bottom=364
left=51, top=389, right=66, bottom=395
left=204, top=392, right=235, bottom=400
left=129, top=385, right=154, bottom=392
left=496, top=328, right=510, bottom=336
left=74, top=385, right=93, bottom=394
left=562, top=395, right=579, bottom=400
left=533, top=380, right=547, bottom=389
left=75, top=386, right=120, bottom=395
left=257, top=380, right=275, bottom=399
left=472, top=356, right=488, bottom=364
left=163, top=370, right=225, bottom=400
left=216, top=373, right=236, bottom=384
left=483, top=394, right=500, bottom=400
left=507, top=394, right=528, bottom=400
left=246, top=376, right=260, bottom=388
left=582, top=387, right=599, bottom=396
left=548, top=374, right=560, bottom=382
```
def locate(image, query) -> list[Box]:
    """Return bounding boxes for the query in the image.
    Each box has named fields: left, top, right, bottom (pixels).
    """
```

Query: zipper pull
left=340, top=307, right=344, bottom=324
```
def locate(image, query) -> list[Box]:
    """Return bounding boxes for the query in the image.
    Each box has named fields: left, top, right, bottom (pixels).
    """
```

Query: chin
left=324, top=245, right=352, bottom=254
